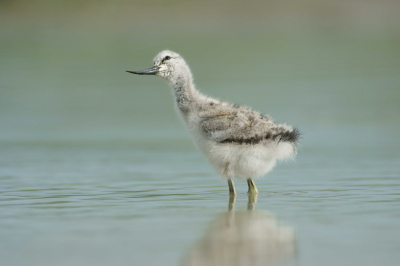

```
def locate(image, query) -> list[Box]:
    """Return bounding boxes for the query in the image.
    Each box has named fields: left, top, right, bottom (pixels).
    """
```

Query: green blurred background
left=1, top=1, right=400, bottom=266
left=1, top=0, right=399, bottom=147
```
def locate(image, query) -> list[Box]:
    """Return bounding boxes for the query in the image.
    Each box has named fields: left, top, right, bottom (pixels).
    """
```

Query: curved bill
left=126, top=66, right=159, bottom=75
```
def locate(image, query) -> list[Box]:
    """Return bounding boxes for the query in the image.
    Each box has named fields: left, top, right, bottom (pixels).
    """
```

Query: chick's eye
left=164, top=56, right=171, bottom=61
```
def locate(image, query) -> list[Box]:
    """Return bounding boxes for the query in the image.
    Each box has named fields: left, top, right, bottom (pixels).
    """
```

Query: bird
left=127, top=50, right=300, bottom=195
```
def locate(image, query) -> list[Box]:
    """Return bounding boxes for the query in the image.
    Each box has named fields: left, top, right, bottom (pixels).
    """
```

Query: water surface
left=1, top=25, right=400, bottom=266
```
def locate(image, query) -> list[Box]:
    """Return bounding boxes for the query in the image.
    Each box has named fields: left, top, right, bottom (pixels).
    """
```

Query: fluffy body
left=148, top=50, right=299, bottom=181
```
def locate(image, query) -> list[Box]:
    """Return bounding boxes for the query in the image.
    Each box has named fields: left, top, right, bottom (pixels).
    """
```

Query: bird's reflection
left=182, top=195, right=296, bottom=266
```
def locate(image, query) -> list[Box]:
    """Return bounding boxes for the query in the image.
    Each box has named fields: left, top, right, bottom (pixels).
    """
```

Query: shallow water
left=1, top=26, right=400, bottom=266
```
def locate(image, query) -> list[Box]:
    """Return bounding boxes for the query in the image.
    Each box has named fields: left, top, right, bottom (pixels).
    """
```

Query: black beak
left=126, top=66, right=159, bottom=75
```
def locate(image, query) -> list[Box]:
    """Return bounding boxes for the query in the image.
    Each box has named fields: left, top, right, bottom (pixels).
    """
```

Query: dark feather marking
left=220, top=127, right=301, bottom=145
left=278, top=127, right=301, bottom=144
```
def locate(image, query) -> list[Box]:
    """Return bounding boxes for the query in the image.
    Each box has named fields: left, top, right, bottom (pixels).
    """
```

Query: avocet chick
left=127, top=50, right=300, bottom=195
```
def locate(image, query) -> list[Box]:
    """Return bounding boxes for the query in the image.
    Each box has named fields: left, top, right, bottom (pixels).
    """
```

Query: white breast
left=184, top=113, right=279, bottom=179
